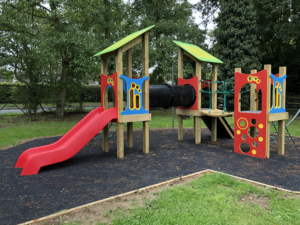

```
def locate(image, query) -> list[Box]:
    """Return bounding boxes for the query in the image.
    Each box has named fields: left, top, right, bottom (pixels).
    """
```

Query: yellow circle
left=254, top=76, right=258, bottom=81
left=252, top=150, right=257, bottom=155
left=237, top=118, right=248, bottom=130
left=237, top=130, right=241, bottom=135
left=258, top=137, right=263, bottom=142
left=247, top=76, right=253, bottom=82
left=257, top=79, right=261, bottom=84
left=259, top=124, right=264, bottom=129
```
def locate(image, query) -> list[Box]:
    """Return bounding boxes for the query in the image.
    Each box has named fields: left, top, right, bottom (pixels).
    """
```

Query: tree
left=215, top=0, right=261, bottom=79
left=124, top=0, right=207, bottom=84
left=253, top=0, right=300, bottom=94
left=0, top=0, right=125, bottom=116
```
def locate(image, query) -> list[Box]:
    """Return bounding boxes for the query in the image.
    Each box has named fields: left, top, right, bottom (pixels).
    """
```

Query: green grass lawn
left=62, top=173, right=300, bottom=225
left=0, top=108, right=299, bottom=149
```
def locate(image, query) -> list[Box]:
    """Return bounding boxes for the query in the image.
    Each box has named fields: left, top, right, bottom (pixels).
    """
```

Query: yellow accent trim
left=259, top=124, right=264, bottom=129
left=247, top=76, right=253, bottom=82
left=258, top=137, right=263, bottom=142
left=237, top=130, right=241, bottom=135
left=252, top=150, right=257, bottom=155
left=237, top=117, right=248, bottom=130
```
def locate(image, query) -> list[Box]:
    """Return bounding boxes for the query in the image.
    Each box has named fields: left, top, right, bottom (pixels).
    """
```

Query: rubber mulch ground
left=1, top=128, right=300, bottom=224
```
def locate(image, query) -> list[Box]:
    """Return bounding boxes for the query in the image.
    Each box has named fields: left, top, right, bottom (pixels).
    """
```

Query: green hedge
left=0, top=83, right=103, bottom=105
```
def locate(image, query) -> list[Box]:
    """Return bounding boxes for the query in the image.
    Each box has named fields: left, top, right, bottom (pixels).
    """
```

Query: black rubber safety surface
left=1, top=128, right=300, bottom=224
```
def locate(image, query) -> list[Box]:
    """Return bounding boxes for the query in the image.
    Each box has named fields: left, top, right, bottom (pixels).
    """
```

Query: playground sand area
left=1, top=128, right=300, bottom=224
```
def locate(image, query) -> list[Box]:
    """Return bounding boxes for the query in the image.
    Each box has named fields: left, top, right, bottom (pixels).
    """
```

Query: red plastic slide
left=15, top=107, right=118, bottom=176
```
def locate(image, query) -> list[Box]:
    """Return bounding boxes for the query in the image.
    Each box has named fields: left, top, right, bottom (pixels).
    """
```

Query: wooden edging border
left=19, top=169, right=300, bottom=225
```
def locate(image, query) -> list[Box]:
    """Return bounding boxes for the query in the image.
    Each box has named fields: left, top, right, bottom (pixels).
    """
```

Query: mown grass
left=1, top=108, right=299, bottom=149
left=63, top=173, right=300, bottom=225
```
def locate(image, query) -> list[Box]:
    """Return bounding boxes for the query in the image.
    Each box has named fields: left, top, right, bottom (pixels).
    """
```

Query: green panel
left=173, top=40, right=223, bottom=64
left=94, top=25, right=155, bottom=57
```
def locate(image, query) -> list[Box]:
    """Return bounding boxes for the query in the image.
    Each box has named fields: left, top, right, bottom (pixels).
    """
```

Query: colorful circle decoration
left=237, top=118, right=248, bottom=130
left=107, top=77, right=114, bottom=86
left=247, top=76, right=253, bottom=82
left=252, top=150, right=257, bottom=155
left=237, top=130, right=241, bottom=135
left=258, top=124, right=264, bottom=129
left=258, top=137, right=263, bottom=142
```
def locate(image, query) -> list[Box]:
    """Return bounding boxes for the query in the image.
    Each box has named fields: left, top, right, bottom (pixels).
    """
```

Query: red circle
left=131, top=83, right=135, bottom=88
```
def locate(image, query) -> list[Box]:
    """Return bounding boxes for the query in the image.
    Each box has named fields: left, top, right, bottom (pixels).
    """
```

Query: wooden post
left=116, top=49, right=124, bottom=158
left=250, top=69, right=257, bottom=138
left=101, top=59, right=109, bottom=152
left=142, top=32, right=149, bottom=153
left=211, top=64, right=218, bottom=142
left=277, top=66, right=287, bottom=155
left=235, top=68, right=242, bottom=112
left=178, top=47, right=184, bottom=140
left=126, top=48, right=133, bottom=148
left=195, top=60, right=202, bottom=144
left=178, top=115, right=183, bottom=140
left=264, top=64, right=271, bottom=158
left=195, top=116, right=201, bottom=144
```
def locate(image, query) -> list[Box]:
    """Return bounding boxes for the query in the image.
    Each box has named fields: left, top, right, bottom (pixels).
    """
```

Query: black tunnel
left=149, top=84, right=196, bottom=109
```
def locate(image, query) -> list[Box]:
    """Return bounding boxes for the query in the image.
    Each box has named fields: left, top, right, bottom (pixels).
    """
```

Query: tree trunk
left=56, top=58, right=69, bottom=117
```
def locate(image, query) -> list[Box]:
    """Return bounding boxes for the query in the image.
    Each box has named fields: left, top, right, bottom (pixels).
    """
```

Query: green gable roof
left=173, top=40, right=223, bottom=64
left=94, top=25, right=155, bottom=57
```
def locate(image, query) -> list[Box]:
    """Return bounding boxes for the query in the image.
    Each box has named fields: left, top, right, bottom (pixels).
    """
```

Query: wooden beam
left=250, top=69, right=257, bottom=138
left=117, top=123, right=124, bottom=158
left=279, top=67, right=287, bottom=109
left=211, top=64, right=218, bottom=142
left=101, top=59, right=109, bottom=152
left=264, top=64, right=272, bottom=159
left=211, top=64, right=217, bottom=110
left=127, top=122, right=133, bottom=148
left=211, top=117, right=217, bottom=142
left=102, top=126, right=109, bottom=152
left=183, top=50, right=198, bottom=62
left=195, top=61, right=202, bottom=111
left=176, top=109, right=201, bottom=116
left=142, top=31, right=150, bottom=154
left=127, top=49, right=132, bottom=78
left=268, top=112, right=289, bottom=122
left=116, top=49, right=124, bottom=158
left=277, top=66, right=287, bottom=155
left=142, top=32, right=149, bottom=110
left=116, top=49, right=123, bottom=116
left=126, top=48, right=133, bottom=149
left=101, top=50, right=116, bottom=60
left=235, top=68, right=242, bottom=111
left=101, top=59, right=108, bottom=109
left=120, top=36, right=142, bottom=54
left=194, top=60, right=202, bottom=144
left=119, top=114, right=151, bottom=123
left=195, top=116, right=201, bottom=144
left=143, top=121, right=149, bottom=153
left=219, top=117, right=234, bottom=139
left=178, top=115, right=183, bottom=140
left=183, top=55, right=195, bottom=63
left=178, top=47, right=184, bottom=79
left=193, top=116, right=195, bottom=138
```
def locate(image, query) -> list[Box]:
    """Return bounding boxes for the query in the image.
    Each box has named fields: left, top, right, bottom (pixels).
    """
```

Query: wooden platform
left=200, top=109, right=233, bottom=117
left=176, top=108, right=233, bottom=117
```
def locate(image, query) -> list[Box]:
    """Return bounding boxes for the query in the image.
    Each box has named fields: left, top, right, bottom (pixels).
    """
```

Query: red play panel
left=178, top=76, right=199, bottom=110
left=234, top=70, right=268, bottom=159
